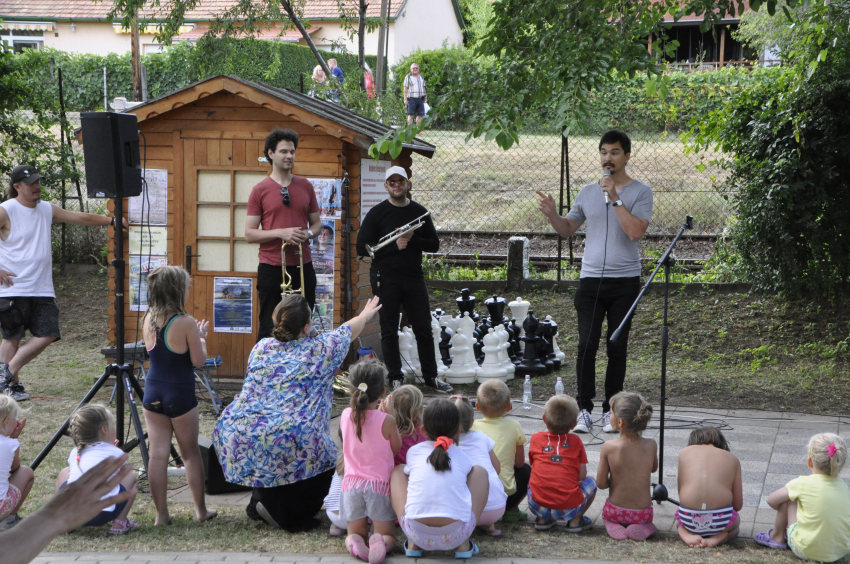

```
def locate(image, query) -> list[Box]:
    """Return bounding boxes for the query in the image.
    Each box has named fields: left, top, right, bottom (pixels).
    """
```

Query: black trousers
left=506, top=463, right=531, bottom=510
left=369, top=270, right=437, bottom=384
left=247, top=469, right=334, bottom=532
left=257, top=262, right=317, bottom=341
left=574, top=277, right=640, bottom=414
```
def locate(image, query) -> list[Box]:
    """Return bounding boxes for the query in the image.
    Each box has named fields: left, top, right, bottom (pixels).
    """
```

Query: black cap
left=10, top=165, right=44, bottom=185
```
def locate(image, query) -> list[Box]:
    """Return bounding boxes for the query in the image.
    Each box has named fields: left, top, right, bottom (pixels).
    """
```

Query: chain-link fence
left=409, top=127, right=732, bottom=238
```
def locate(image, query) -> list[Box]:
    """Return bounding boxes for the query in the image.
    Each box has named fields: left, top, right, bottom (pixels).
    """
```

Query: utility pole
left=131, top=17, right=142, bottom=102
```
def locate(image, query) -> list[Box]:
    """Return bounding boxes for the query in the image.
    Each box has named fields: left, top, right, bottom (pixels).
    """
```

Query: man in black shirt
left=356, top=167, right=452, bottom=392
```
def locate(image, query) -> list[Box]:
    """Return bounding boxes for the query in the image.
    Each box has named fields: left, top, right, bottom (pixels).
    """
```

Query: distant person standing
left=328, top=59, right=345, bottom=84
left=403, top=64, right=426, bottom=126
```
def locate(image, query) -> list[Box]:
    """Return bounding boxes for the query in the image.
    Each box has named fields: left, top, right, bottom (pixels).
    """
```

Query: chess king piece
left=456, top=288, right=480, bottom=322
left=546, top=315, right=567, bottom=363
left=431, top=317, right=449, bottom=376
left=517, top=309, right=547, bottom=375
left=508, top=297, right=531, bottom=349
left=476, top=328, right=508, bottom=382
left=443, top=331, right=477, bottom=384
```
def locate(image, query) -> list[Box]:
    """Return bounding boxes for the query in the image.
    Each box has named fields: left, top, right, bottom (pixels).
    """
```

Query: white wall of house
left=45, top=22, right=159, bottom=56
left=393, top=0, right=463, bottom=62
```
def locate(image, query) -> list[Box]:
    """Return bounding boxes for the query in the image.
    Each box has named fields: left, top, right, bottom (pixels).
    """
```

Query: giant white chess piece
left=457, top=312, right=480, bottom=371
left=443, top=331, right=477, bottom=384
left=477, top=328, right=508, bottom=382
left=398, top=328, right=415, bottom=380
left=431, top=317, right=449, bottom=376
left=546, top=315, right=567, bottom=363
left=406, top=327, right=423, bottom=377
left=508, top=297, right=531, bottom=349
left=495, top=325, right=516, bottom=380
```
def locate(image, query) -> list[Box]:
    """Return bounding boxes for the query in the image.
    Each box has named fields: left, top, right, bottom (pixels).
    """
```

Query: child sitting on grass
left=676, top=426, right=742, bottom=547
left=528, top=395, right=596, bottom=533
left=596, top=391, right=657, bottom=541
left=471, top=379, right=529, bottom=522
left=384, top=385, right=426, bottom=466
left=0, top=396, right=33, bottom=530
left=454, top=395, right=507, bottom=536
left=391, top=399, right=489, bottom=558
left=55, top=404, right=138, bottom=534
left=756, top=433, right=850, bottom=562
left=339, top=359, right=401, bottom=564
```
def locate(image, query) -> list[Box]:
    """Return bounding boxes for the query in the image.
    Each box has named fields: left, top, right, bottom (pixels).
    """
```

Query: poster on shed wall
left=129, top=169, right=168, bottom=225
left=360, top=160, right=392, bottom=220
left=310, top=178, right=342, bottom=220
left=129, top=256, right=168, bottom=311
left=311, top=219, right=336, bottom=332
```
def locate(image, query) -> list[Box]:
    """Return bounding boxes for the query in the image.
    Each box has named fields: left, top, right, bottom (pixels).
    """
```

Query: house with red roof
left=0, top=0, right=465, bottom=62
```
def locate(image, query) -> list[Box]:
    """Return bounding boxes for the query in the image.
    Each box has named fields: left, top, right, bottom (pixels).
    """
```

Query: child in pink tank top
left=380, top=384, right=426, bottom=466
left=339, top=359, right=401, bottom=564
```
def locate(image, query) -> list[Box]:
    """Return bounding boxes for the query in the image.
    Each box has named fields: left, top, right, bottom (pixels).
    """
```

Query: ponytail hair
left=69, top=404, right=114, bottom=471
left=808, top=433, right=846, bottom=477
left=348, top=358, right=388, bottom=441
left=423, top=399, right=460, bottom=472
left=610, top=391, right=652, bottom=435
left=272, top=295, right=311, bottom=342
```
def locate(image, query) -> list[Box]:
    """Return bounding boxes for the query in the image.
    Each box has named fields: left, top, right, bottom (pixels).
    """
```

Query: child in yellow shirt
left=471, top=380, right=529, bottom=522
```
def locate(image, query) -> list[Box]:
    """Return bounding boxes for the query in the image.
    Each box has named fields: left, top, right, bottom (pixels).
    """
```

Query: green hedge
left=393, top=47, right=783, bottom=133
left=9, top=39, right=378, bottom=112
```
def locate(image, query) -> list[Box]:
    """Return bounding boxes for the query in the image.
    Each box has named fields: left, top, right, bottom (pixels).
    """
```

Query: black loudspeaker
left=198, top=436, right=252, bottom=495
left=80, top=112, right=142, bottom=198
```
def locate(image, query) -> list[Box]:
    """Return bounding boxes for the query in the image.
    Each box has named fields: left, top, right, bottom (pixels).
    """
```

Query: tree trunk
left=279, top=0, right=332, bottom=81
left=375, top=0, right=389, bottom=94
left=358, top=0, right=367, bottom=91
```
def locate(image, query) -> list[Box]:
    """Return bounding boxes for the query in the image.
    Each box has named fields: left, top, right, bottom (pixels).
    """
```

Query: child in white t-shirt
left=55, top=404, right=139, bottom=534
left=454, top=395, right=507, bottom=536
left=390, top=398, right=489, bottom=558
left=0, top=396, right=33, bottom=529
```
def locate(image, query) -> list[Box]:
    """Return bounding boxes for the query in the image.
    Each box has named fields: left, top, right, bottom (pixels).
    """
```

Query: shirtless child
left=676, top=427, right=743, bottom=548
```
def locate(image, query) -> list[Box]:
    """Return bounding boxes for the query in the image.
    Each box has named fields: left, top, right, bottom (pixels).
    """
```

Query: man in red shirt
left=246, top=128, right=322, bottom=341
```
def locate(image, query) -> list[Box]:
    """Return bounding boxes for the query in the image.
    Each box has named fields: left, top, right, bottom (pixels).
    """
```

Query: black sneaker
left=390, top=379, right=404, bottom=392
left=425, top=378, right=453, bottom=393
left=5, top=382, right=29, bottom=402
left=0, top=364, right=12, bottom=394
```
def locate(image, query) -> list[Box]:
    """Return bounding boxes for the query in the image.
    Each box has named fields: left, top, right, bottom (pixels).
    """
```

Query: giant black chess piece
left=456, top=288, right=480, bottom=323
left=517, top=309, right=547, bottom=375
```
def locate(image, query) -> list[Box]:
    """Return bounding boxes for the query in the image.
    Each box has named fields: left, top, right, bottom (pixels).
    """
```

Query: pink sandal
left=603, top=518, right=628, bottom=540
left=625, top=523, right=656, bottom=541
left=346, top=534, right=369, bottom=561
left=368, top=533, right=387, bottom=564
left=110, top=519, right=139, bottom=535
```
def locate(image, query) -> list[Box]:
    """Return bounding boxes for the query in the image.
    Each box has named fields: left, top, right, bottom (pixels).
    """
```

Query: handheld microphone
left=602, top=169, right=611, bottom=204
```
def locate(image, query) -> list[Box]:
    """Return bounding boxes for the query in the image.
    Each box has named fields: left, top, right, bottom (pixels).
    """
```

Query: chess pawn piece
left=546, top=315, right=567, bottom=363
left=476, top=328, right=508, bottom=382
left=484, top=294, right=507, bottom=326
left=517, top=309, right=547, bottom=375
left=433, top=308, right=445, bottom=320
left=398, top=328, right=415, bottom=379
left=495, top=325, right=516, bottom=380
left=444, top=332, right=477, bottom=384
left=510, top=318, right=524, bottom=357
left=432, top=318, right=449, bottom=376
left=439, top=324, right=454, bottom=367
left=406, top=327, right=423, bottom=377
left=456, top=288, right=480, bottom=323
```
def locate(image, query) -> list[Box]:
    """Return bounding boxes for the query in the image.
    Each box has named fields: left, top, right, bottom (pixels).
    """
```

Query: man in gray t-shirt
left=537, top=130, right=653, bottom=434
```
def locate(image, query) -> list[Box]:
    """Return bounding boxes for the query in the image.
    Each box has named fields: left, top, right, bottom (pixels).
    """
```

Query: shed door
left=183, top=136, right=267, bottom=378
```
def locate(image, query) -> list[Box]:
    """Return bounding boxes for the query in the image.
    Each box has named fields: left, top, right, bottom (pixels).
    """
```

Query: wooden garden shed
left=100, top=75, right=436, bottom=378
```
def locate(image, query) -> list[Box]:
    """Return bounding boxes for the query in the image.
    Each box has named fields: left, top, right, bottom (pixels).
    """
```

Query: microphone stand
left=610, top=215, right=693, bottom=505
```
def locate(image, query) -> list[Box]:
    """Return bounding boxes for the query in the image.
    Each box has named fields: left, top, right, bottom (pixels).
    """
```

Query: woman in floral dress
left=213, top=294, right=381, bottom=531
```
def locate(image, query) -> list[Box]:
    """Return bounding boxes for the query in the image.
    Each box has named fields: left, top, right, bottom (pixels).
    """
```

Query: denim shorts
left=0, top=296, right=61, bottom=341
left=407, top=98, right=425, bottom=116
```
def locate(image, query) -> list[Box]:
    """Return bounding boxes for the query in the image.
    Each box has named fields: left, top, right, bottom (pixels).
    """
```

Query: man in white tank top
left=0, top=165, right=126, bottom=401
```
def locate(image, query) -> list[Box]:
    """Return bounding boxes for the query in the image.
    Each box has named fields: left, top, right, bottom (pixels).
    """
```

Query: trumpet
left=366, top=212, right=431, bottom=258
left=281, top=239, right=306, bottom=299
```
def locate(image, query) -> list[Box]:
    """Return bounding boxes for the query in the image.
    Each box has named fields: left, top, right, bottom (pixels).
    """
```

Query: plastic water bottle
left=523, top=375, right=532, bottom=410
left=555, top=376, right=564, bottom=396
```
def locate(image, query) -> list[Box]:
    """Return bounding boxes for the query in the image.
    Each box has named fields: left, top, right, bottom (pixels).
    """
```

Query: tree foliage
left=687, top=0, right=850, bottom=295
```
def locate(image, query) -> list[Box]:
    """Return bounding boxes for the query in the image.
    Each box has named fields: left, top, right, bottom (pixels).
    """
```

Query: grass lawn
left=9, top=266, right=850, bottom=563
